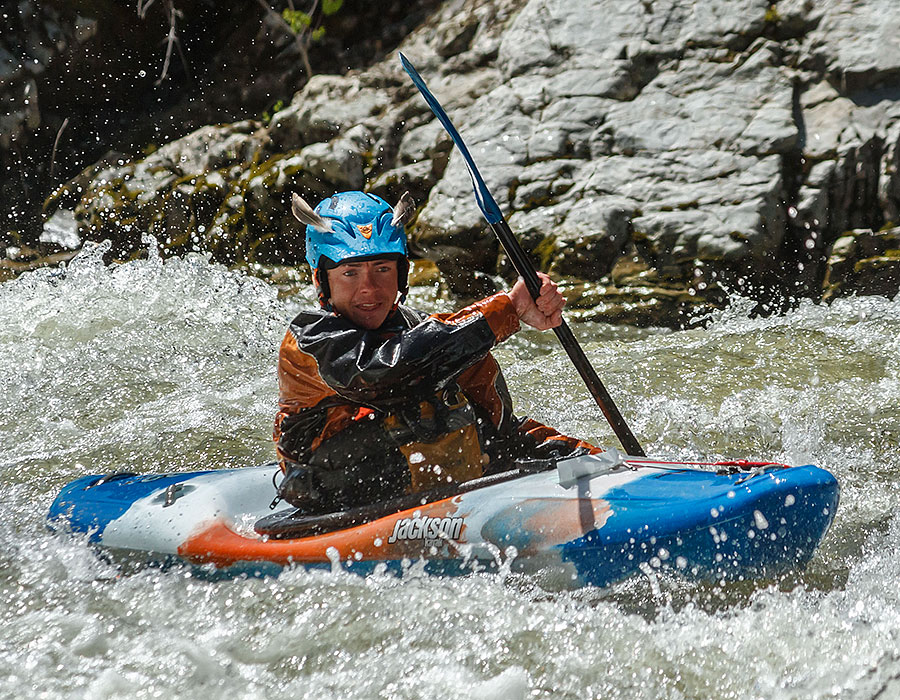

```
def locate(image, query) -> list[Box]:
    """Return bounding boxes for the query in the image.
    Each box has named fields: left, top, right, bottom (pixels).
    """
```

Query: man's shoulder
left=285, top=309, right=354, bottom=348
left=288, top=307, right=332, bottom=328
left=395, top=304, right=428, bottom=327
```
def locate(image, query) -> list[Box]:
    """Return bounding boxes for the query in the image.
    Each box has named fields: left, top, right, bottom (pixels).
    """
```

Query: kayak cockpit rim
left=254, top=452, right=788, bottom=540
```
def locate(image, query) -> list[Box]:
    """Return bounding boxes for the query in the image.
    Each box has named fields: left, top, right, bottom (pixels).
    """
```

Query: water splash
left=0, top=239, right=285, bottom=487
left=4, top=248, right=900, bottom=698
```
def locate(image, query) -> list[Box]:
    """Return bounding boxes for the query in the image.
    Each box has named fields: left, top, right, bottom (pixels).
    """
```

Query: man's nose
left=358, top=268, right=377, bottom=291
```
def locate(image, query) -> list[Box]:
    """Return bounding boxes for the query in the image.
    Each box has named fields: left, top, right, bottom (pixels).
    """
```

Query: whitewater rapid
left=2, top=242, right=900, bottom=699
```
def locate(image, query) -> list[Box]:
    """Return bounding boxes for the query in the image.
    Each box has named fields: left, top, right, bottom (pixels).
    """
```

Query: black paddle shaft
left=490, top=219, right=646, bottom=456
left=397, top=53, right=644, bottom=456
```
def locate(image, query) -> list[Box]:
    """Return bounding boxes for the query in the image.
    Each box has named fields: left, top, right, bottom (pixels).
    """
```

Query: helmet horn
left=390, top=191, right=415, bottom=227
left=291, top=193, right=333, bottom=233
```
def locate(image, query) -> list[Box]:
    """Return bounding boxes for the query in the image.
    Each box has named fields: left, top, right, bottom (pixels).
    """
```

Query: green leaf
left=322, top=0, right=343, bottom=16
left=281, top=8, right=312, bottom=34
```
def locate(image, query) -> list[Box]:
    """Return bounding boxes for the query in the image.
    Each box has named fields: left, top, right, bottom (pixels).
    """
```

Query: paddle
left=399, top=53, right=645, bottom=457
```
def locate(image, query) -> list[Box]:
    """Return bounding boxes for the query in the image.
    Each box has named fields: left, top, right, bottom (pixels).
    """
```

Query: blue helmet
left=291, top=190, right=415, bottom=309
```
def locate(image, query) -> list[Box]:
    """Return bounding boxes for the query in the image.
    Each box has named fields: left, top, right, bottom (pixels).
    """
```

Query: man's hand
left=508, top=273, right=565, bottom=330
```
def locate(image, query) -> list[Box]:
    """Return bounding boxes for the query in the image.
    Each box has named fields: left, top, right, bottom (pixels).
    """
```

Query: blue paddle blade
left=399, top=52, right=504, bottom=225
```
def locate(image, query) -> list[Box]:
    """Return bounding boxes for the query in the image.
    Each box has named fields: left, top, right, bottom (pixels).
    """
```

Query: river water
left=2, top=240, right=899, bottom=699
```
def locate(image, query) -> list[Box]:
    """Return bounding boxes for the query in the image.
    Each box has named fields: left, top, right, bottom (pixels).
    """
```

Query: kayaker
left=273, top=190, right=599, bottom=512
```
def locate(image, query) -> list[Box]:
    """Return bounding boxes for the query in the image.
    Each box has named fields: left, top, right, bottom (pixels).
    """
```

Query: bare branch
left=137, top=0, right=157, bottom=20
left=49, top=117, right=70, bottom=182
left=255, top=0, right=314, bottom=79
left=154, top=0, right=182, bottom=86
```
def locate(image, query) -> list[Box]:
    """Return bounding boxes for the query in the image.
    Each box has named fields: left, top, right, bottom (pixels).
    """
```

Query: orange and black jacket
left=274, top=292, right=598, bottom=510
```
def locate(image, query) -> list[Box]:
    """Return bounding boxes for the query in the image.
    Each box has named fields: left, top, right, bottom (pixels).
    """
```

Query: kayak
left=47, top=451, right=839, bottom=587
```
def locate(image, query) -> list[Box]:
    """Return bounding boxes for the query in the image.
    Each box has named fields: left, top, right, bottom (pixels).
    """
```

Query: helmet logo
left=357, top=224, right=373, bottom=239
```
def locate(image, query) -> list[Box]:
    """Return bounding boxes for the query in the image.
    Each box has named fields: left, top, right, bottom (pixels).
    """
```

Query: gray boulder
left=823, top=227, right=900, bottom=301
left=37, top=0, right=900, bottom=325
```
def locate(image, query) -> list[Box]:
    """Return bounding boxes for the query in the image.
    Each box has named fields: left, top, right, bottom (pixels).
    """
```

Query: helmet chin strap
left=397, top=257, right=409, bottom=305
left=314, top=268, right=333, bottom=311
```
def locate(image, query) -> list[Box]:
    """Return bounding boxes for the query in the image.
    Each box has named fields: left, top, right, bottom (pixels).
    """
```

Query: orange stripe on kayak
left=178, top=500, right=465, bottom=568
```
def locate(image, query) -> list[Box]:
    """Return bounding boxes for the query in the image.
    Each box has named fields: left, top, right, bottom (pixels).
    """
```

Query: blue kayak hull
left=558, top=465, right=838, bottom=587
left=48, top=455, right=839, bottom=587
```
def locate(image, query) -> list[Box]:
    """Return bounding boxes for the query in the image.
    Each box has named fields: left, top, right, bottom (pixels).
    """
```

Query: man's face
left=326, top=258, right=399, bottom=329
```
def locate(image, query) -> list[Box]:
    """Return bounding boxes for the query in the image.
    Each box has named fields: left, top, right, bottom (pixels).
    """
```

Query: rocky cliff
left=6, top=0, right=900, bottom=326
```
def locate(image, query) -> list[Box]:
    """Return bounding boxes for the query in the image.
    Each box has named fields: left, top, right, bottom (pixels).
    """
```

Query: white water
left=2, top=242, right=900, bottom=699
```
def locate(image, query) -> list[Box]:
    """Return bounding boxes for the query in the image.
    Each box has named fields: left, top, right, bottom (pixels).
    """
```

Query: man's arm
left=285, top=271, right=565, bottom=407
left=292, top=293, right=520, bottom=406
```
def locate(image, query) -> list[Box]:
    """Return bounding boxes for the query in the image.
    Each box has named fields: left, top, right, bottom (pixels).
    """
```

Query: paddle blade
left=399, top=52, right=504, bottom=225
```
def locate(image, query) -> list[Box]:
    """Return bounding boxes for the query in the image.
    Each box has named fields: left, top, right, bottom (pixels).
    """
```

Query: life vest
left=383, top=386, right=486, bottom=492
left=290, top=385, right=487, bottom=510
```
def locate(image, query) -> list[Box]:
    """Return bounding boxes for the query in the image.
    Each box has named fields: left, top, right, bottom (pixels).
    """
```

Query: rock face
left=22, top=0, right=900, bottom=325
left=2, top=0, right=442, bottom=253
left=823, top=226, right=900, bottom=301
